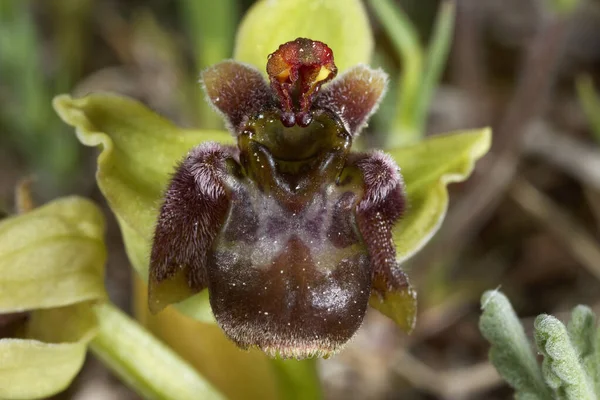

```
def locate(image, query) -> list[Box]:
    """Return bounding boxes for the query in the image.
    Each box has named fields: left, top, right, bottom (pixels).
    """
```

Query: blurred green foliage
left=577, top=75, right=600, bottom=144
left=180, top=0, right=238, bottom=129
left=0, top=1, right=89, bottom=194
left=367, top=0, right=455, bottom=147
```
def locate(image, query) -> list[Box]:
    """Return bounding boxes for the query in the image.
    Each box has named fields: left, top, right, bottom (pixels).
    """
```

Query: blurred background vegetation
left=1, top=0, right=600, bottom=399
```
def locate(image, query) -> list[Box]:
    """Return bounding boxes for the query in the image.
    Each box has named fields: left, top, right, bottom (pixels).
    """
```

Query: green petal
left=0, top=196, right=106, bottom=311
left=234, top=0, right=373, bottom=74
left=388, top=128, right=492, bottom=262
left=53, top=93, right=232, bottom=321
left=0, top=303, right=97, bottom=400
left=369, top=282, right=417, bottom=333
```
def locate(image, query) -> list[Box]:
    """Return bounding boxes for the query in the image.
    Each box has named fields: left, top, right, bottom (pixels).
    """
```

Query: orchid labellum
left=149, top=38, right=416, bottom=359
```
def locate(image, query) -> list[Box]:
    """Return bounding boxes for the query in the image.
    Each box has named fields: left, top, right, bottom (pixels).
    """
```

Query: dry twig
left=437, top=13, right=571, bottom=257
left=522, top=121, right=600, bottom=190
left=510, top=177, right=600, bottom=282
left=393, top=349, right=503, bottom=399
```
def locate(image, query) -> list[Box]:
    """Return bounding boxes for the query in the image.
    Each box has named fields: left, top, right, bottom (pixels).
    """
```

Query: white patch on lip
left=310, top=283, right=353, bottom=312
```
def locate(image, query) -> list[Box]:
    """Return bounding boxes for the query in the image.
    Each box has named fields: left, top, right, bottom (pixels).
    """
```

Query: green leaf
left=593, top=316, right=600, bottom=395
left=26, top=302, right=98, bottom=344
left=90, top=302, right=225, bottom=400
left=0, top=196, right=105, bottom=400
left=0, top=337, right=90, bottom=400
left=0, top=196, right=106, bottom=311
left=388, top=128, right=492, bottom=263
left=480, top=292, right=600, bottom=399
left=567, top=306, right=599, bottom=397
left=234, top=0, right=373, bottom=74
left=414, top=1, right=455, bottom=140
left=1, top=302, right=97, bottom=400
left=367, top=0, right=422, bottom=144
left=53, top=93, right=231, bottom=321
left=567, top=305, right=595, bottom=361
left=180, top=0, right=238, bottom=129
left=479, top=290, right=553, bottom=399
left=535, top=314, right=596, bottom=399
left=368, top=0, right=456, bottom=146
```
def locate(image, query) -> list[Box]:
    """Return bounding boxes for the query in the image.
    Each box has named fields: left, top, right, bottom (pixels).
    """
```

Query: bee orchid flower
left=149, top=38, right=415, bottom=358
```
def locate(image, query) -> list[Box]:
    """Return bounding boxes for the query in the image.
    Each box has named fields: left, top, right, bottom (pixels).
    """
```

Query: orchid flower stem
left=90, top=302, right=225, bottom=400
left=270, top=358, right=322, bottom=400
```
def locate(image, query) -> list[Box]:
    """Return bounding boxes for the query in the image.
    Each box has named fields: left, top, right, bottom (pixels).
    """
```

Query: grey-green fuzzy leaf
left=567, top=306, right=595, bottom=361
left=479, top=291, right=552, bottom=399
left=535, top=314, right=596, bottom=400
